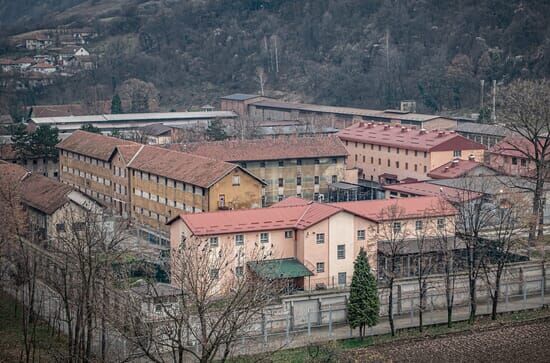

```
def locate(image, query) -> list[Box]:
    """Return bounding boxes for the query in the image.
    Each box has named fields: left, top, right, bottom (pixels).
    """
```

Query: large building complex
left=337, top=122, right=486, bottom=183
left=169, top=196, right=456, bottom=289
left=175, top=136, right=349, bottom=204
left=220, top=94, right=457, bottom=130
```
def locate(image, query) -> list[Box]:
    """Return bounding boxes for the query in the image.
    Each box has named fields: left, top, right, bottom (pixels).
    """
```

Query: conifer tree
left=347, top=247, right=379, bottom=339
left=111, top=94, right=123, bottom=114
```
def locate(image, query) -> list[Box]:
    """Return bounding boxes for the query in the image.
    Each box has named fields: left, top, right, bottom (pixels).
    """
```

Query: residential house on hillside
left=175, top=136, right=349, bottom=204
left=337, top=122, right=486, bottom=184
left=0, top=161, right=101, bottom=242
left=24, top=34, right=53, bottom=50
left=168, top=196, right=456, bottom=290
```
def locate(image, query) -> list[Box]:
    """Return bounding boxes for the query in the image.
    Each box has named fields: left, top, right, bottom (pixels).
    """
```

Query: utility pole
left=491, top=80, right=497, bottom=123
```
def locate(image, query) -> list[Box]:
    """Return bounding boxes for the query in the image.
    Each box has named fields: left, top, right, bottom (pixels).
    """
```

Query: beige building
left=0, top=144, right=59, bottom=179
left=338, top=122, right=486, bottom=183
left=169, top=196, right=457, bottom=290
left=176, top=136, right=349, bottom=204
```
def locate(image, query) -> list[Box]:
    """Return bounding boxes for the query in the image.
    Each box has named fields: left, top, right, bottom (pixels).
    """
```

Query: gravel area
left=349, top=318, right=550, bottom=362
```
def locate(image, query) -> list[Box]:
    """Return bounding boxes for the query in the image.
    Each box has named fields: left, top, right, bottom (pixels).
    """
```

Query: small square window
left=453, top=150, right=462, bottom=158
left=210, top=237, right=219, bottom=247
left=285, top=230, right=294, bottom=239
left=314, top=159, right=320, bottom=164
left=314, top=176, right=320, bottom=185
left=297, top=159, right=302, bottom=165
left=235, top=234, right=244, bottom=246
left=357, top=230, right=365, bottom=240
left=278, top=161, right=284, bottom=167
left=296, top=176, right=302, bottom=186
left=416, top=220, right=423, bottom=231
left=316, top=262, right=325, bottom=273
left=232, top=175, right=240, bottom=186
left=512, top=157, right=518, bottom=165
left=260, top=232, right=269, bottom=243
left=56, top=223, right=65, bottom=232
left=331, top=175, right=337, bottom=183
left=278, top=178, right=284, bottom=187
left=260, top=161, right=266, bottom=168
left=393, top=222, right=401, bottom=234
left=316, top=233, right=325, bottom=244
left=437, top=218, right=445, bottom=230
left=338, top=272, right=347, bottom=285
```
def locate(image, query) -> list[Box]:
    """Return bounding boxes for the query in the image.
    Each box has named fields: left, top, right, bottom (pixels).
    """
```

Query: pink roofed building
left=427, top=158, right=497, bottom=179
left=338, top=122, right=486, bottom=183
left=168, top=196, right=456, bottom=291
left=487, top=136, right=550, bottom=178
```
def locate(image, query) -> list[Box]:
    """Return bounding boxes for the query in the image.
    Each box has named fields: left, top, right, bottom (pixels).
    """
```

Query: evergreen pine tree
left=111, top=94, right=123, bottom=114
left=80, top=123, right=101, bottom=134
left=206, top=119, right=228, bottom=141
left=347, top=247, right=379, bottom=339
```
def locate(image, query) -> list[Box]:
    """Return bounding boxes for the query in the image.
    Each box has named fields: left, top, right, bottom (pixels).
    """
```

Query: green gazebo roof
left=248, top=258, right=313, bottom=279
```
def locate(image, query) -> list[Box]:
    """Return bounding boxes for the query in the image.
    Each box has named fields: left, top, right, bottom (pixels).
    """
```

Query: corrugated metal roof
left=220, top=93, right=262, bottom=101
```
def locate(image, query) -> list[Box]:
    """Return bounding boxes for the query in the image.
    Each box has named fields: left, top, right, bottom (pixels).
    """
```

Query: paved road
left=351, top=318, right=550, bottom=363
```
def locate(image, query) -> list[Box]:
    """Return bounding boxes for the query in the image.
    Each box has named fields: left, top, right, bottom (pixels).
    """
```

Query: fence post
left=307, top=308, right=311, bottom=337
left=328, top=305, right=333, bottom=337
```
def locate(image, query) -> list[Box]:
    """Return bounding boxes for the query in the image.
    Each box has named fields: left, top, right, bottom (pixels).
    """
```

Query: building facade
left=338, top=122, right=486, bottom=183
left=176, top=136, right=349, bottom=205
left=169, top=196, right=457, bottom=290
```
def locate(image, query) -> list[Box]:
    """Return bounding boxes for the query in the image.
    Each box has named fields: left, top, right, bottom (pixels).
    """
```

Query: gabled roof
left=428, top=159, right=494, bottom=179
left=488, top=136, right=550, bottom=159
left=0, top=162, right=73, bottom=215
left=176, top=135, right=348, bottom=162
left=56, top=130, right=138, bottom=161
left=338, top=123, right=486, bottom=152
left=140, top=123, right=172, bottom=136
left=455, top=122, right=511, bottom=137
left=170, top=200, right=342, bottom=236
left=330, top=196, right=457, bottom=222
left=114, top=144, right=143, bottom=163
left=127, top=145, right=264, bottom=188
left=220, top=93, right=262, bottom=101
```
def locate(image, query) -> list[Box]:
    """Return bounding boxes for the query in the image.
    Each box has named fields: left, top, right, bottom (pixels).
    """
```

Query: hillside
left=1, top=0, right=549, bottom=114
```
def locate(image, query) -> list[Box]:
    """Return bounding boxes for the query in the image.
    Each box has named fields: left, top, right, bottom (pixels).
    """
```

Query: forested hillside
left=1, top=0, right=549, bottom=113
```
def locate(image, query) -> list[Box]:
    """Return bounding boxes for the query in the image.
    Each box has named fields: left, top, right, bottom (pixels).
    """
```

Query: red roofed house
left=168, top=196, right=456, bottom=291
left=487, top=136, right=550, bottom=178
left=337, top=122, right=486, bottom=184
left=176, top=135, right=349, bottom=205
left=427, top=157, right=497, bottom=179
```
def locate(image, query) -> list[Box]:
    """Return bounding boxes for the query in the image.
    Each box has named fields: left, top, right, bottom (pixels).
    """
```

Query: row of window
left=346, top=141, right=429, bottom=158
left=62, top=150, right=109, bottom=168
left=241, top=158, right=339, bottom=169
left=133, top=188, right=203, bottom=213
left=354, top=155, right=429, bottom=173
left=132, top=170, right=206, bottom=195
left=133, top=205, right=169, bottom=223
left=68, top=182, right=113, bottom=204
left=276, top=175, right=337, bottom=187
left=62, top=165, right=112, bottom=186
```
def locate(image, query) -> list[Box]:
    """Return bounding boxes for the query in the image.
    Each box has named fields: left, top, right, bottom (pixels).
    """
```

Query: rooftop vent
left=401, top=126, right=407, bottom=133
left=419, top=128, right=427, bottom=135
left=384, top=125, right=390, bottom=130
left=438, top=131, right=445, bottom=137
left=451, top=158, right=460, bottom=167
left=367, top=122, right=373, bottom=128
left=468, top=154, right=475, bottom=161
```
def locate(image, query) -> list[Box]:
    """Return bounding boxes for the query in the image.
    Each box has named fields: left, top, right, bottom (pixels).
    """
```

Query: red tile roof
left=0, top=162, right=74, bottom=215
left=28, top=102, right=111, bottom=118
left=127, top=145, right=262, bottom=188
left=331, top=196, right=457, bottom=222
left=383, top=182, right=482, bottom=202
left=56, top=130, right=138, bottom=161
left=337, top=123, right=486, bottom=152
left=172, top=201, right=342, bottom=236
left=428, top=159, right=488, bottom=179
left=174, top=196, right=456, bottom=236
left=488, top=136, right=550, bottom=159
left=115, top=144, right=143, bottom=163
left=174, top=135, right=348, bottom=162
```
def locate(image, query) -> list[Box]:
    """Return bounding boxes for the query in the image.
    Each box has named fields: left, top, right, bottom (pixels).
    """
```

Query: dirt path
left=348, top=318, right=550, bottom=362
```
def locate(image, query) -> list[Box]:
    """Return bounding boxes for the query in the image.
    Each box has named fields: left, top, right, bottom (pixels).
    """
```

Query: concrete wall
left=207, top=168, right=263, bottom=211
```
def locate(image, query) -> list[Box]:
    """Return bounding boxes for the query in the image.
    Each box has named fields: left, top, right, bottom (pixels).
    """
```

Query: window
left=416, top=220, right=423, bottom=231
left=357, top=230, right=365, bottom=240
left=453, top=150, right=462, bottom=157
left=392, top=222, right=401, bottom=234
left=396, top=148, right=400, bottom=154
left=387, top=159, right=390, bottom=167
left=232, top=175, right=240, bottom=186
left=415, top=151, right=418, bottom=157
left=278, top=178, right=284, bottom=187
left=414, top=164, right=418, bottom=172
left=235, top=234, right=244, bottom=246
left=396, top=161, right=400, bottom=168
left=331, top=175, right=337, bottom=183
left=423, top=166, right=427, bottom=173
left=235, top=266, right=244, bottom=277
left=338, top=272, right=347, bottom=285
left=512, top=157, right=518, bottom=165
left=296, top=176, right=302, bottom=186
left=314, top=176, right=320, bottom=185
left=354, top=154, right=358, bottom=162
left=332, top=158, right=337, bottom=164
left=337, top=245, right=345, bottom=259
left=424, top=152, right=427, bottom=158
left=56, top=223, right=65, bottom=232
left=260, top=232, right=269, bottom=243
left=316, top=233, right=325, bottom=244
left=74, top=222, right=86, bottom=231
left=260, top=161, right=266, bottom=168
left=378, top=145, right=382, bottom=151
left=378, top=158, right=381, bottom=165
left=285, top=230, right=294, bottom=239
left=297, top=159, right=302, bottom=165
left=405, top=149, right=409, bottom=155
left=521, top=159, right=527, bottom=166
left=209, top=237, right=219, bottom=247
left=316, top=262, right=325, bottom=273
left=241, top=162, right=247, bottom=168
left=371, top=156, right=374, bottom=163
left=314, top=159, right=320, bottom=164
left=387, top=146, right=391, bottom=153
left=278, top=161, right=284, bottom=167
left=210, top=269, right=219, bottom=279
left=437, top=218, right=445, bottom=230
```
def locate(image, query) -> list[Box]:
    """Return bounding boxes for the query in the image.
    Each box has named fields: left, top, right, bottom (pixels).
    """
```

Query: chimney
left=367, top=122, right=373, bottom=128
left=451, top=158, right=459, bottom=167
left=444, top=167, right=449, bottom=173
left=419, top=128, right=427, bottom=135
left=438, top=131, right=445, bottom=137
left=468, top=154, right=475, bottom=161
left=401, top=126, right=407, bottom=133
left=384, top=125, right=390, bottom=130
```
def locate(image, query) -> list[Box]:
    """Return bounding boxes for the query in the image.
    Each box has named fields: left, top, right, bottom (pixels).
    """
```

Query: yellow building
left=128, top=145, right=266, bottom=231
left=338, top=122, right=486, bottom=183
